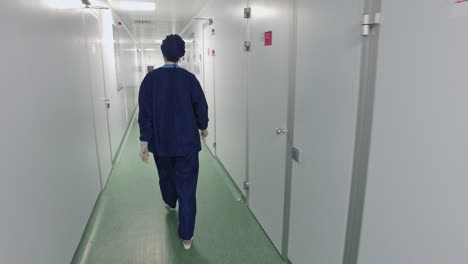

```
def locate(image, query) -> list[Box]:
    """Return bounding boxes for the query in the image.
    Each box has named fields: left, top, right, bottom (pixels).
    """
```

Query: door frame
left=202, top=22, right=217, bottom=156
left=245, top=0, right=251, bottom=204
left=98, top=9, right=115, bottom=189
left=84, top=8, right=114, bottom=190
left=342, top=0, right=382, bottom=263
left=281, top=0, right=298, bottom=258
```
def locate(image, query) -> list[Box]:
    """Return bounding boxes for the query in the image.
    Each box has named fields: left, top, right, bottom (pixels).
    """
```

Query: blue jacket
left=138, top=64, right=209, bottom=156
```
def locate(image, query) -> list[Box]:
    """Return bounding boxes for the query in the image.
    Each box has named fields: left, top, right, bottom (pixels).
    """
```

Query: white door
left=83, top=9, right=113, bottom=188
left=203, top=24, right=216, bottom=155
left=247, top=0, right=291, bottom=252
left=357, top=1, right=468, bottom=264
left=287, top=0, right=365, bottom=263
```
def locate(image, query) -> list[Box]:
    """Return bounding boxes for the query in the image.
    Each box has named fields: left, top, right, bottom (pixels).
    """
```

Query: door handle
left=276, top=128, right=288, bottom=135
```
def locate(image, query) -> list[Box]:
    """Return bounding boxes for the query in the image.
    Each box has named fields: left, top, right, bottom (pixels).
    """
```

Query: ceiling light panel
left=119, top=1, right=156, bottom=11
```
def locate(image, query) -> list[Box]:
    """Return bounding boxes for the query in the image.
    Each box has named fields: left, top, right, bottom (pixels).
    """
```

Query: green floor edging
left=207, top=148, right=245, bottom=203
left=112, top=106, right=138, bottom=166
left=71, top=191, right=103, bottom=264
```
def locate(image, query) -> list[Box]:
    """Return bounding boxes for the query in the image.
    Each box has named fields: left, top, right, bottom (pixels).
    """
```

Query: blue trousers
left=154, top=151, right=199, bottom=240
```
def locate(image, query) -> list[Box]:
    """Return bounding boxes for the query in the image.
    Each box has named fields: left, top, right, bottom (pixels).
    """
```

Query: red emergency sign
left=264, top=31, right=272, bottom=46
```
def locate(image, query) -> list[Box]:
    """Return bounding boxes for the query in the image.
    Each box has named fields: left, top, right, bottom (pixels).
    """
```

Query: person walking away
left=138, top=34, right=209, bottom=250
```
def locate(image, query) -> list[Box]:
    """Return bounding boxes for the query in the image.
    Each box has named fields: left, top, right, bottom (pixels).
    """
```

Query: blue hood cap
left=161, top=34, right=185, bottom=62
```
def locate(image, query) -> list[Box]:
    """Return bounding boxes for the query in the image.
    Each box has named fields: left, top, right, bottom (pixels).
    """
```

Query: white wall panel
left=182, top=0, right=248, bottom=195
left=84, top=9, right=113, bottom=189
left=143, top=50, right=164, bottom=71
left=101, top=13, right=142, bottom=157
left=118, top=27, right=139, bottom=118
left=288, top=0, right=364, bottom=263
left=100, top=11, right=125, bottom=158
left=358, top=1, right=468, bottom=263
left=204, top=24, right=218, bottom=155
left=211, top=0, right=248, bottom=196
left=0, top=2, right=101, bottom=263
left=0, top=2, right=143, bottom=263
left=182, top=31, right=204, bottom=84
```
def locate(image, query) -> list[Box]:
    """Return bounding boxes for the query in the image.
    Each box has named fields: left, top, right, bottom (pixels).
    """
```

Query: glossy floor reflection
left=73, top=120, right=284, bottom=264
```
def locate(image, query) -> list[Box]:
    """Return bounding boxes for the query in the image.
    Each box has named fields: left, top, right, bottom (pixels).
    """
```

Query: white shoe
left=166, top=204, right=176, bottom=211
left=182, top=238, right=193, bottom=250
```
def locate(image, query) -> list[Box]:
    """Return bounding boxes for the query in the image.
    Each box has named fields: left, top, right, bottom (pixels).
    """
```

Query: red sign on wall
left=264, top=31, right=272, bottom=46
left=208, top=48, right=211, bottom=56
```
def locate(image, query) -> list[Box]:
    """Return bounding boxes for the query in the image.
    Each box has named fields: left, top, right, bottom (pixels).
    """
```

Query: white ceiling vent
left=134, top=20, right=153, bottom=25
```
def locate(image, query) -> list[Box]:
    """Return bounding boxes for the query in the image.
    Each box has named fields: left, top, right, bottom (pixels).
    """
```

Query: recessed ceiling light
left=120, top=1, right=156, bottom=11
left=154, top=39, right=193, bottom=44
left=48, top=0, right=83, bottom=9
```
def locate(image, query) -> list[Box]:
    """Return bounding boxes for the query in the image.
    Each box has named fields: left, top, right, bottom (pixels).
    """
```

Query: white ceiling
left=106, top=0, right=208, bottom=48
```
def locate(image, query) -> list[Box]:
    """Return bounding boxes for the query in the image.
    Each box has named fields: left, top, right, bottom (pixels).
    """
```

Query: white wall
left=0, top=1, right=142, bottom=263
left=358, top=1, right=468, bottom=263
left=181, top=37, right=204, bottom=83
left=180, top=1, right=468, bottom=263
left=143, top=49, right=165, bottom=71
left=181, top=0, right=248, bottom=194
left=118, top=26, right=139, bottom=125
left=102, top=12, right=142, bottom=157
left=0, top=2, right=100, bottom=263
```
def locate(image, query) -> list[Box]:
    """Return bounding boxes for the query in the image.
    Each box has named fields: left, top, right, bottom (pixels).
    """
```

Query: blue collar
left=163, top=63, right=180, bottom=68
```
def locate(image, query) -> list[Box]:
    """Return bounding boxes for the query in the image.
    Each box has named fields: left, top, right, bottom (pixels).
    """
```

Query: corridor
left=2, top=0, right=468, bottom=264
left=72, top=121, right=284, bottom=264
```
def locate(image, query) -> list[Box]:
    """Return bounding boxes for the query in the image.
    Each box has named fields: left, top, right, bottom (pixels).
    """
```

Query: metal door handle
left=276, top=128, right=287, bottom=135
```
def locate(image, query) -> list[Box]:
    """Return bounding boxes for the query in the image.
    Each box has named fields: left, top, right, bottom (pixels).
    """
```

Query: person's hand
left=140, top=146, right=149, bottom=164
left=201, top=130, right=208, bottom=139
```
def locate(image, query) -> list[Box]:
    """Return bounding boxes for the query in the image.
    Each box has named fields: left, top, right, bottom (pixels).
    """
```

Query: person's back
left=140, top=65, right=208, bottom=156
left=138, top=34, right=209, bottom=250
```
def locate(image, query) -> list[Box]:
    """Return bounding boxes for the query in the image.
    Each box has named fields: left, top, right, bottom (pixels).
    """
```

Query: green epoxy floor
left=73, top=121, right=285, bottom=264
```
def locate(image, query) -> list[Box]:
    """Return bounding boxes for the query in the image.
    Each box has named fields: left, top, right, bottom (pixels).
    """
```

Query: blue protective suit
left=154, top=150, right=199, bottom=240
left=138, top=63, right=208, bottom=240
left=138, top=64, right=209, bottom=156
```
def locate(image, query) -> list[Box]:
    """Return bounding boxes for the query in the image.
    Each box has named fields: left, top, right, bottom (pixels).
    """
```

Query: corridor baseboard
left=112, top=106, right=138, bottom=166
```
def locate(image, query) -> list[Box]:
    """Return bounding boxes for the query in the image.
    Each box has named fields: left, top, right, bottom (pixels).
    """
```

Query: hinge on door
left=244, top=41, right=251, bottom=52
left=362, top=12, right=381, bottom=36
left=213, top=142, right=217, bottom=149
left=104, top=98, right=110, bottom=109
left=244, top=7, right=251, bottom=19
left=243, top=180, right=250, bottom=190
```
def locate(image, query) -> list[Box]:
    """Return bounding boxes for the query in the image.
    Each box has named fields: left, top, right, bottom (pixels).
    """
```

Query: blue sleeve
left=191, top=76, right=209, bottom=130
left=138, top=73, right=154, bottom=143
